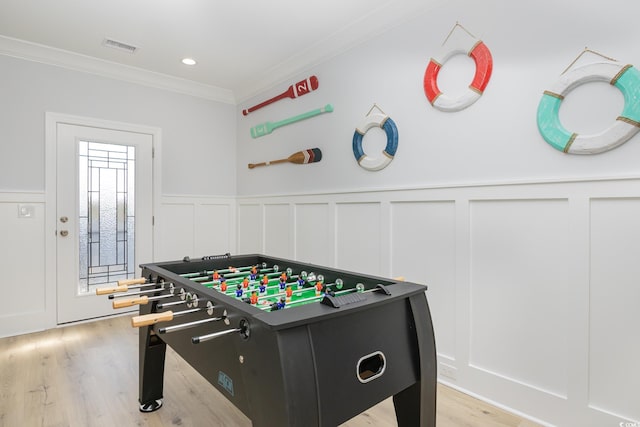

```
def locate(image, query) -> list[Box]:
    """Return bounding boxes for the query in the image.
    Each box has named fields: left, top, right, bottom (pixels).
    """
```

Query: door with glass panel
left=56, top=123, right=153, bottom=323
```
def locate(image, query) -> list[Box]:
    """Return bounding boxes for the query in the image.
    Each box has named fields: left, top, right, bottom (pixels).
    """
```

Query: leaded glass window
left=78, top=141, right=135, bottom=293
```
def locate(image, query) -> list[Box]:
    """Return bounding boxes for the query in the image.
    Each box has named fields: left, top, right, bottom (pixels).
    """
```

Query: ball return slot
left=357, top=351, right=386, bottom=383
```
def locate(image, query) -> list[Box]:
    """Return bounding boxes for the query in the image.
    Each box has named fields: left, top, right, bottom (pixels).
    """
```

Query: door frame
left=45, top=112, right=162, bottom=327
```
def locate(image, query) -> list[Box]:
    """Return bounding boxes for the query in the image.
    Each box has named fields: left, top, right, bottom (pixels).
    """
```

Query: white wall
left=235, top=0, right=640, bottom=425
left=0, top=54, right=238, bottom=337
left=0, top=54, right=237, bottom=195
left=236, top=0, right=640, bottom=195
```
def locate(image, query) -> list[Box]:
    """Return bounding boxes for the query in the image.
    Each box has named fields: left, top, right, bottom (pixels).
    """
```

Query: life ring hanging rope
left=352, top=104, right=398, bottom=171
left=537, top=48, right=640, bottom=154
left=423, top=22, right=493, bottom=112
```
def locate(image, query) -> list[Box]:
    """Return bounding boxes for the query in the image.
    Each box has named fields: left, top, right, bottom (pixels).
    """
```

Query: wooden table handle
left=393, top=276, right=405, bottom=281
left=131, top=311, right=174, bottom=327
left=117, top=278, right=147, bottom=286
left=96, top=285, right=128, bottom=295
left=113, top=296, right=148, bottom=309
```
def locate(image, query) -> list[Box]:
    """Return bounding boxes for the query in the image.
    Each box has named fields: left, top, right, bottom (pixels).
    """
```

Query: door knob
left=60, top=230, right=69, bottom=237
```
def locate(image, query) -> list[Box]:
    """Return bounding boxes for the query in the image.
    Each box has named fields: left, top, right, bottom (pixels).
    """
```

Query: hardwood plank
left=0, top=316, right=541, bottom=427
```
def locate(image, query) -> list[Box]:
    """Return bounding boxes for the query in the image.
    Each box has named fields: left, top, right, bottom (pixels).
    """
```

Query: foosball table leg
left=392, top=292, right=437, bottom=427
left=138, top=325, right=167, bottom=412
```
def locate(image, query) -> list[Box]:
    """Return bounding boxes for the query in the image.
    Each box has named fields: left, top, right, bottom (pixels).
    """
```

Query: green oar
left=250, top=104, right=333, bottom=138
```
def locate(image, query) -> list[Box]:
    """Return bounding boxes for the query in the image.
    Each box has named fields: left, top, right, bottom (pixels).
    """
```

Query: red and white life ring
left=423, top=28, right=493, bottom=112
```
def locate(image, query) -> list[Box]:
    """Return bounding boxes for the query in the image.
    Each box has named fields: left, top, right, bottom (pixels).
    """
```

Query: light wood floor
left=0, top=316, right=541, bottom=427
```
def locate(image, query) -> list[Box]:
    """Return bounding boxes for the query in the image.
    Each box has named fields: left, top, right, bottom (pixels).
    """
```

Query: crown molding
left=0, top=35, right=236, bottom=104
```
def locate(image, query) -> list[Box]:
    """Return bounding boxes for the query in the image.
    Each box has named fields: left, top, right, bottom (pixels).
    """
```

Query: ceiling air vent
left=102, top=38, right=139, bottom=54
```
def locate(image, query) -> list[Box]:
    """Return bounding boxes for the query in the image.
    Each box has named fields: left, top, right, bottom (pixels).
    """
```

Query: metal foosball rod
left=158, top=313, right=228, bottom=334
left=191, top=328, right=241, bottom=344
left=157, top=294, right=199, bottom=309
left=182, top=263, right=271, bottom=280
left=179, top=266, right=244, bottom=278
left=96, top=278, right=163, bottom=295
left=108, top=283, right=173, bottom=299
left=112, top=288, right=184, bottom=309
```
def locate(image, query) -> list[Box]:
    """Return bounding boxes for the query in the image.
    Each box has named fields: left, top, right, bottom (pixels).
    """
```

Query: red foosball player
left=285, top=285, right=293, bottom=302
left=315, top=281, right=323, bottom=296
left=261, top=275, right=269, bottom=286
left=242, top=277, right=250, bottom=289
left=220, top=279, right=228, bottom=292
left=250, top=266, right=258, bottom=280
left=212, top=270, right=220, bottom=280
left=250, top=291, right=258, bottom=305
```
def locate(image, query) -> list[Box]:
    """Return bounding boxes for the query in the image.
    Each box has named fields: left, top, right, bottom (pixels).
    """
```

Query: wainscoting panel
left=235, top=178, right=640, bottom=426
left=588, top=198, right=640, bottom=422
left=468, top=199, right=570, bottom=399
left=264, top=204, right=291, bottom=259
left=157, top=203, right=194, bottom=261
left=195, top=203, right=233, bottom=258
left=335, top=202, right=382, bottom=276
left=390, top=200, right=456, bottom=360
left=0, top=193, right=47, bottom=338
left=237, top=203, right=262, bottom=254
left=294, top=203, right=331, bottom=266
left=158, top=196, right=235, bottom=261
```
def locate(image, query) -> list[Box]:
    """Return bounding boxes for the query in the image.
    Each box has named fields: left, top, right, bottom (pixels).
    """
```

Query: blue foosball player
left=235, top=283, right=243, bottom=298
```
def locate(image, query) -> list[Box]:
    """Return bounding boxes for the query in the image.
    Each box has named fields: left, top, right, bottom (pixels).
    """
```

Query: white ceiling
left=0, top=0, right=443, bottom=103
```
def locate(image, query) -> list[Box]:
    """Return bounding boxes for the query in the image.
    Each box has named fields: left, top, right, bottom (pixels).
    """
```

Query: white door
left=56, top=123, right=153, bottom=323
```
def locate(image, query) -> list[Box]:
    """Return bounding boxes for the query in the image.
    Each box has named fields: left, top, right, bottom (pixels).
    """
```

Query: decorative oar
left=250, top=104, right=333, bottom=138
left=242, top=76, right=319, bottom=116
left=248, top=148, right=322, bottom=169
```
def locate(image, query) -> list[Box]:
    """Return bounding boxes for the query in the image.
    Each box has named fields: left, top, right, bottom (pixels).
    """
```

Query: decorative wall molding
left=0, top=35, right=235, bottom=104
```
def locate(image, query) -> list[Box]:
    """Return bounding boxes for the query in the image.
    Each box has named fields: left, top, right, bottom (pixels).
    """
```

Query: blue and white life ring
left=537, top=61, right=640, bottom=154
left=352, top=113, right=398, bottom=171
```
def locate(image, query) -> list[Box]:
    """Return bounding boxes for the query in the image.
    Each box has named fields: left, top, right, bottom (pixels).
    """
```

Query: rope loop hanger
left=352, top=104, right=399, bottom=171
left=536, top=47, right=640, bottom=154
left=423, top=22, right=494, bottom=112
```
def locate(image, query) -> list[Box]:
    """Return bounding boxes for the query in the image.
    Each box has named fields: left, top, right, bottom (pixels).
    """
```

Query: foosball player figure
left=270, top=296, right=286, bottom=311
left=297, top=277, right=305, bottom=289
left=259, top=281, right=267, bottom=295
left=212, top=270, right=220, bottom=281
left=250, top=291, right=259, bottom=305
left=235, top=283, right=243, bottom=298
left=315, top=281, right=324, bottom=296
left=228, top=266, right=237, bottom=273
left=285, top=285, right=293, bottom=302
left=249, top=265, right=258, bottom=281
left=279, top=276, right=287, bottom=291
left=261, top=274, right=269, bottom=287
left=242, top=277, right=250, bottom=289
left=220, top=278, right=228, bottom=292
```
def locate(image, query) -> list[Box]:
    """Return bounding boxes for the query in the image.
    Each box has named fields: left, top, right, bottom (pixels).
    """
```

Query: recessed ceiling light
left=182, top=58, right=197, bottom=66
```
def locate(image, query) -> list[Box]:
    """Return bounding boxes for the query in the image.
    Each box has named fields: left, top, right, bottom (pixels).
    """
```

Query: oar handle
left=273, top=104, right=333, bottom=130
left=131, top=311, right=174, bottom=327
left=113, top=295, right=148, bottom=309
left=248, top=158, right=289, bottom=169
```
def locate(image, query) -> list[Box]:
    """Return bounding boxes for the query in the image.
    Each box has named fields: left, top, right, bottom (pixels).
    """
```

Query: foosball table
left=98, top=253, right=437, bottom=426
